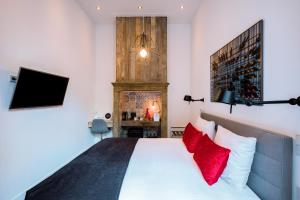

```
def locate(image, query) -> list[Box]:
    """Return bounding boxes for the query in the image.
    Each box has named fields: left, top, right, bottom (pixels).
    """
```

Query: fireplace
left=119, top=91, right=162, bottom=138
left=113, top=17, right=168, bottom=137
left=112, top=82, right=169, bottom=138
left=120, top=91, right=161, bottom=120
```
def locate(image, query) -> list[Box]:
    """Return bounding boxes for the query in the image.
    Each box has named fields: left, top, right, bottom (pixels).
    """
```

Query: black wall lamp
left=216, top=90, right=236, bottom=114
left=184, top=95, right=204, bottom=103
left=216, top=89, right=300, bottom=114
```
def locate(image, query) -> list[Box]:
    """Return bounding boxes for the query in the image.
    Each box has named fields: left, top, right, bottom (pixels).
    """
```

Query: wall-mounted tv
left=9, top=67, right=69, bottom=109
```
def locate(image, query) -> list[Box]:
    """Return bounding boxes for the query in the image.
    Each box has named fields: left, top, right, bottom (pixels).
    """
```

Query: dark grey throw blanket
left=25, top=138, right=138, bottom=200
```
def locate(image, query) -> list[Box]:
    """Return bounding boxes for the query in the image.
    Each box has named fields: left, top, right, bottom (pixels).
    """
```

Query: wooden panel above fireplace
left=116, top=17, right=167, bottom=83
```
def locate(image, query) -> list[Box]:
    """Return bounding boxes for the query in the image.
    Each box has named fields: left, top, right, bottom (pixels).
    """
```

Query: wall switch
left=297, top=186, right=300, bottom=200
left=88, top=121, right=92, bottom=128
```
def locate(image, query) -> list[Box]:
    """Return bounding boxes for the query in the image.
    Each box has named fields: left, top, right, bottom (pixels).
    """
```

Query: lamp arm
left=255, top=100, right=290, bottom=105
left=192, top=98, right=205, bottom=102
left=246, top=96, right=300, bottom=106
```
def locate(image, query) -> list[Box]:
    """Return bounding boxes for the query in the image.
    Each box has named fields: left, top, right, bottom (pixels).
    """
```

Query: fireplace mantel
left=112, top=82, right=169, bottom=89
left=112, top=82, right=169, bottom=138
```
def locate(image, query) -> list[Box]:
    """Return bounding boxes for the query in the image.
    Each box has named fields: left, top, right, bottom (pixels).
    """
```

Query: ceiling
left=76, top=0, right=201, bottom=24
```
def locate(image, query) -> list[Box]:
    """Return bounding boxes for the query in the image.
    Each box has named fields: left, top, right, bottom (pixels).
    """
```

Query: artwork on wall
left=210, top=20, right=263, bottom=104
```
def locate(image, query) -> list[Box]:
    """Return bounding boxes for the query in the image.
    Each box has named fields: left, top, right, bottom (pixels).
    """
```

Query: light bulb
left=152, top=104, right=155, bottom=110
left=139, top=48, right=148, bottom=58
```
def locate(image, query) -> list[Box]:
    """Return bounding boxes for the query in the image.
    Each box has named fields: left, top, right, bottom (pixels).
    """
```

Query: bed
left=25, top=112, right=293, bottom=200
left=119, top=138, right=260, bottom=200
left=201, top=112, right=293, bottom=200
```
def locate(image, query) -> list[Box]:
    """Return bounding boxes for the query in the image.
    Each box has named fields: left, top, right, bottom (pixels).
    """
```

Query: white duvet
left=119, top=138, right=260, bottom=200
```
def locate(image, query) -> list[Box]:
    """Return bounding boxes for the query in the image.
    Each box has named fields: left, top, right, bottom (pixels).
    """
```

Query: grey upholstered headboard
left=201, top=112, right=293, bottom=200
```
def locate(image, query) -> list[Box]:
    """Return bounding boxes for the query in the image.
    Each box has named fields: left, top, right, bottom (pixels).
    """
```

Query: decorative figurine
left=145, top=108, right=151, bottom=121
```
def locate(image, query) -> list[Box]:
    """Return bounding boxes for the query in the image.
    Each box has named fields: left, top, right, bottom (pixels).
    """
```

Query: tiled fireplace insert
left=112, top=82, right=169, bottom=138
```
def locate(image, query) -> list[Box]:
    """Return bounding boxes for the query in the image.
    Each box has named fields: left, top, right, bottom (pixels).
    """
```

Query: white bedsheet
left=119, top=138, right=260, bottom=200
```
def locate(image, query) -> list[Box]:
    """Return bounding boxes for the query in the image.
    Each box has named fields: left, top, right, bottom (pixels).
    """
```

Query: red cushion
left=182, top=123, right=203, bottom=153
left=193, top=134, right=231, bottom=185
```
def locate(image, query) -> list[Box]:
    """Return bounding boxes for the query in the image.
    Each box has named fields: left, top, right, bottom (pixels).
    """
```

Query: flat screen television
left=9, top=67, right=69, bottom=109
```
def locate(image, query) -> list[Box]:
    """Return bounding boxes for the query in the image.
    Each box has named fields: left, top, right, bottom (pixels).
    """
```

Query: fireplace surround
left=112, top=82, right=169, bottom=138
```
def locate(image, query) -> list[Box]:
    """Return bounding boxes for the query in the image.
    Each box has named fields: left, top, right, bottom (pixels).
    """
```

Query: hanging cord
left=143, top=15, right=145, bottom=33
left=141, top=16, right=146, bottom=48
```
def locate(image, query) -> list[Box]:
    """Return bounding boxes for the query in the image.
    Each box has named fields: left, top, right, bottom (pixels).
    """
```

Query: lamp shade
left=184, top=95, right=192, bottom=102
left=219, top=90, right=235, bottom=105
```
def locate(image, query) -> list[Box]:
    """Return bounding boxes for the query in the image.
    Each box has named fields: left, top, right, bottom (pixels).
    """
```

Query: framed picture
left=210, top=20, right=263, bottom=104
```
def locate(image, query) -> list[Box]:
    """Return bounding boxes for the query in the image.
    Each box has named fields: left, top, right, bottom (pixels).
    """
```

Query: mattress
left=119, top=138, right=260, bottom=200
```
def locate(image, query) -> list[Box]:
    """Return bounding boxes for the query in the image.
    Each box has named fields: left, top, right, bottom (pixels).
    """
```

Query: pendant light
left=138, top=16, right=148, bottom=58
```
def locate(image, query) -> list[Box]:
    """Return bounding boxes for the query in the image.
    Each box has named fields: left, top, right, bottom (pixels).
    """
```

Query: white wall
left=191, top=0, right=300, bottom=199
left=0, top=0, right=96, bottom=199
left=167, top=24, right=192, bottom=135
left=94, top=25, right=115, bottom=119
left=94, top=24, right=192, bottom=136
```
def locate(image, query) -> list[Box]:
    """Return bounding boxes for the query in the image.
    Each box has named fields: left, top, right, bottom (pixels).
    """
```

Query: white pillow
left=193, top=117, right=216, bottom=140
left=214, top=126, right=257, bottom=190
